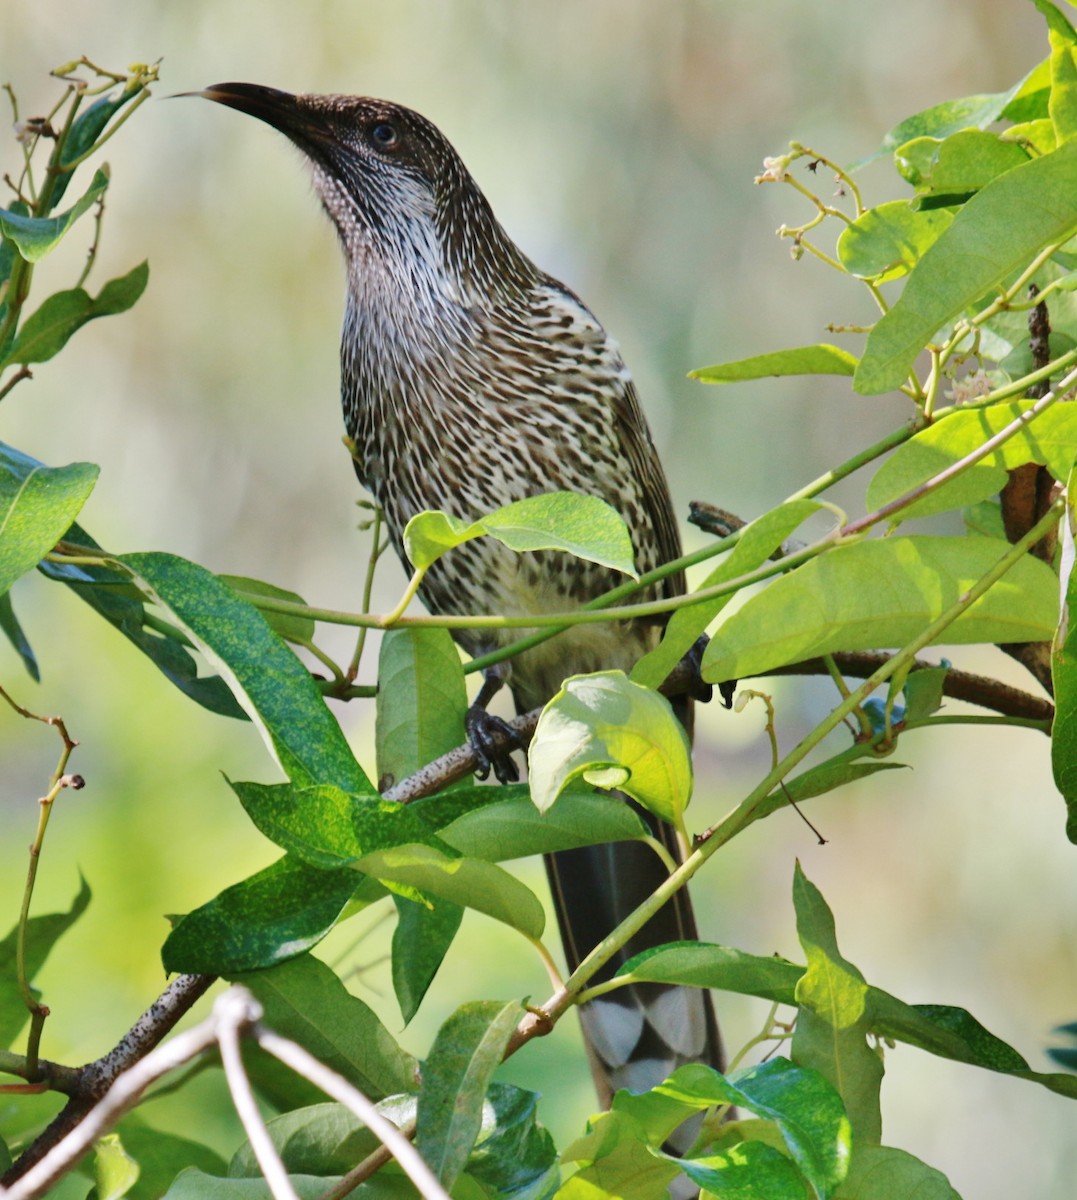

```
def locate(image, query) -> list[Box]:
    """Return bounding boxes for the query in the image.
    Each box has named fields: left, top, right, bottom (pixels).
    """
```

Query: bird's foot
left=465, top=704, right=522, bottom=783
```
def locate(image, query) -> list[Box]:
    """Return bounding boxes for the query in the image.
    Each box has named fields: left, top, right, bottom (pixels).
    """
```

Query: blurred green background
left=1, top=1, right=1075, bottom=1196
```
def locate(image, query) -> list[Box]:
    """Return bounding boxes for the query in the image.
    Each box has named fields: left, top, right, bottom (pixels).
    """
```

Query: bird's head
left=199, top=82, right=535, bottom=301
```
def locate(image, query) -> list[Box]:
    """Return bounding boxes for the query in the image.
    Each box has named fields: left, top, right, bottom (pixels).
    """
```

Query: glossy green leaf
left=528, top=670, right=691, bottom=824
left=622, top=1059, right=851, bottom=1198
left=690, top=344, right=857, bottom=383
left=618, top=941, right=803, bottom=1004
left=675, top=1140, right=810, bottom=1199
left=403, top=491, right=637, bottom=578
left=233, top=955, right=418, bottom=1099
left=632, top=499, right=826, bottom=689
left=0, top=876, right=90, bottom=1048
left=792, top=864, right=883, bottom=1144
left=864, top=400, right=1077, bottom=521
left=0, top=590, right=39, bottom=680
left=838, top=202, right=954, bottom=282
left=220, top=575, right=314, bottom=645
left=855, top=141, right=1077, bottom=395
left=0, top=449, right=98, bottom=595
left=834, top=1145, right=960, bottom=1200
left=233, top=780, right=439, bottom=869
left=376, top=627, right=468, bottom=792
left=3, top=261, right=149, bottom=368
left=438, top=790, right=648, bottom=860
left=417, top=999, right=523, bottom=1189
left=357, top=844, right=545, bottom=938
left=702, top=535, right=1059, bottom=683
left=36, top=519, right=243, bottom=719
left=161, top=855, right=361, bottom=974
left=120, top=552, right=371, bottom=792
left=377, top=627, right=470, bottom=1022
left=903, top=664, right=950, bottom=721
left=93, top=1133, right=140, bottom=1200
left=0, top=168, right=108, bottom=262
left=464, top=1082, right=558, bottom=1199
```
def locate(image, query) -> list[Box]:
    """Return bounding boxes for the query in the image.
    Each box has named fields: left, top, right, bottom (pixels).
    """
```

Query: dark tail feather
left=543, top=696, right=722, bottom=1105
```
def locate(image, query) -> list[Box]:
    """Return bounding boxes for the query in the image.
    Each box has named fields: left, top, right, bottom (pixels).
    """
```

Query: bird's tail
left=543, top=697, right=722, bottom=1106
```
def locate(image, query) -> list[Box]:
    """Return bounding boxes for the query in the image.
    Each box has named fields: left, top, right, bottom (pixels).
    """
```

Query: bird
left=200, top=81, right=723, bottom=1106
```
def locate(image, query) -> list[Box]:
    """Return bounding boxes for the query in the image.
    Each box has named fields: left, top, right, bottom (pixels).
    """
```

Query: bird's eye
left=370, top=122, right=399, bottom=149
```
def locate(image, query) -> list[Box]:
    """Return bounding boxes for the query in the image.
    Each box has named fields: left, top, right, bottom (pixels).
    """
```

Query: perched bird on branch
left=201, top=82, right=722, bottom=1104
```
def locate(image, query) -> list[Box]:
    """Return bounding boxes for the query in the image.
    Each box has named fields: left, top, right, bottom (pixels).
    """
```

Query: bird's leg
left=466, top=666, right=523, bottom=783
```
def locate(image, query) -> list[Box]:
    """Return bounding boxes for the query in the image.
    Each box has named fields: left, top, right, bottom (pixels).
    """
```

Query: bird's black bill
left=196, top=82, right=312, bottom=140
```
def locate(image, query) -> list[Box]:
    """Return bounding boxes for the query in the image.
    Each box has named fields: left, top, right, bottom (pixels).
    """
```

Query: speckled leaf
left=120, top=552, right=371, bottom=793
left=0, top=447, right=98, bottom=594
left=220, top=575, right=314, bottom=645
left=417, top=999, right=524, bottom=1189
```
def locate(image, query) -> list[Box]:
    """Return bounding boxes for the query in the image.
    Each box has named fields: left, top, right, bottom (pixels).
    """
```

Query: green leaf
left=438, top=790, right=648, bottom=860
left=93, top=1133, right=140, bottom=1200
left=855, top=141, right=1077, bottom=395
left=1035, top=0, right=1077, bottom=143
left=864, top=400, right=1077, bottom=521
left=3, top=261, right=149, bottom=367
left=119, top=552, right=371, bottom=793
left=834, top=1145, right=960, bottom=1199
left=792, top=864, right=883, bottom=1145
left=161, top=856, right=362, bottom=974
left=618, top=941, right=803, bottom=1004
left=51, top=86, right=147, bottom=207
left=1054, top=481, right=1077, bottom=834
left=403, top=492, right=637, bottom=578
left=558, top=1110, right=679, bottom=1199
left=376, top=627, right=470, bottom=1021
left=632, top=499, right=826, bottom=690
left=676, top=1140, right=810, bottom=1199
left=228, top=1096, right=416, bottom=1180
left=110, top=1119, right=227, bottom=1200
left=690, top=344, right=858, bottom=383
left=702, top=535, right=1059, bottom=683
left=0, top=168, right=109, bottom=262
left=355, top=844, right=545, bottom=939
left=851, top=63, right=1042, bottom=170
left=35, top=519, right=243, bottom=719
left=838, top=202, right=954, bottom=283
left=233, top=780, right=440, bottom=869
left=528, top=670, right=691, bottom=824
left=0, top=450, right=98, bottom=595
left=219, top=575, right=314, bottom=645
left=417, top=999, right=524, bottom=1190
left=464, top=1083, right=558, bottom=1200
left=897, top=129, right=1029, bottom=198
left=233, top=955, right=418, bottom=1099
left=869, top=995, right=1028, bottom=1073
left=903, top=663, right=950, bottom=721
left=0, top=590, right=39, bottom=680
left=376, top=627, right=468, bottom=792
left=0, top=876, right=90, bottom=1049
left=162, top=1170, right=356, bottom=1199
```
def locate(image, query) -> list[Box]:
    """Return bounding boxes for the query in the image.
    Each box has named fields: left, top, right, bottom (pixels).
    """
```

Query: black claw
left=465, top=704, right=521, bottom=784
left=684, top=635, right=715, bottom=704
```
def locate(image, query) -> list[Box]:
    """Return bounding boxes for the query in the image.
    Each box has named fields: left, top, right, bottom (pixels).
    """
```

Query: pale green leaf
left=838, top=202, right=954, bottom=282
left=528, top=670, right=691, bottom=824
left=690, top=344, right=857, bottom=383
left=0, top=168, right=108, bottom=262
left=702, top=535, right=1059, bottom=683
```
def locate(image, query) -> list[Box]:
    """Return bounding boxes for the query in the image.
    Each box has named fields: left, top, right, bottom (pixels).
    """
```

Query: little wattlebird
left=200, top=83, right=723, bottom=1104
